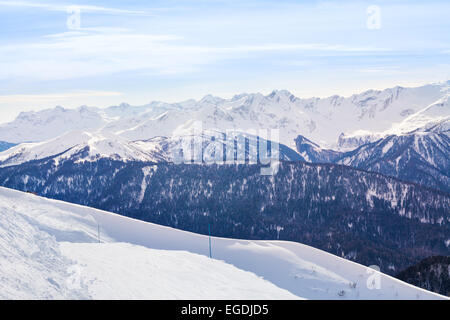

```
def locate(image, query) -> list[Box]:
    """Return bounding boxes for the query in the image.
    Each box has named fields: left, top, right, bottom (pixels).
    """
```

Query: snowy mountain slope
left=59, top=243, right=301, bottom=300
left=114, top=83, right=449, bottom=149
left=294, top=120, right=450, bottom=192
left=0, top=129, right=303, bottom=168
left=134, top=130, right=304, bottom=164
left=0, top=102, right=175, bottom=145
left=0, top=131, right=165, bottom=168
left=0, top=187, right=299, bottom=300
left=336, top=131, right=450, bottom=192
left=0, top=187, right=446, bottom=300
left=294, top=135, right=342, bottom=163
left=0, top=106, right=108, bottom=144
left=421, top=118, right=450, bottom=134
left=1, top=82, right=448, bottom=149
left=388, top=94, right=450, bottom=135
left=338, top=93, right=450, bottom=149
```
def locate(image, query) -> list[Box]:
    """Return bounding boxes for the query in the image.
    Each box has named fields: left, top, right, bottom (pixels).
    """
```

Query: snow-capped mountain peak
left=199, top=94, right=225, bottom=105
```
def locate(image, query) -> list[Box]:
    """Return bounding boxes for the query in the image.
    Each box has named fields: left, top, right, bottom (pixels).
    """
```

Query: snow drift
left=0, top=187, right=446, bottom=300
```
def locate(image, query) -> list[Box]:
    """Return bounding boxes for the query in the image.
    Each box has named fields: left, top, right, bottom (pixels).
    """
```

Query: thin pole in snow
left=98, top=223, right=100, bottom=243
left=208, top=223, right=212, bottom=259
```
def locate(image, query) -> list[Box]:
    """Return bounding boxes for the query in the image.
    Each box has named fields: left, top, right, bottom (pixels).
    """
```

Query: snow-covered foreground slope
left=59, top=243, right=301, bottom=300
left=0, top=188, right=297, bottom=300
left=0, top=187, right=446, bottom=300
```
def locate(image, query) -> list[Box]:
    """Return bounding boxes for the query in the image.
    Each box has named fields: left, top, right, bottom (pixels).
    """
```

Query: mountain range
left=1, top=82, right=448, bottom=191
left=294, top=129, right=450, bottom=193
left=0, top=81, right=448, bottom=292
left=0, top=81, right=448, bottom=150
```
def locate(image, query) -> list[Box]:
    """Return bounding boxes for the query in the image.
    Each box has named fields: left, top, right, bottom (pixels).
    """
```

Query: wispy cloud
left=0, top=91, right=123, bottom=104
left=43, top=28, right=132, bottom=38
left=0, top=0, right=448, bottom=115
left=0, top=26, right=390, bottom=82
left=215, top=43, right=389, bottom=53
left=0, top=0, right=152, bottom=15
left=357, top=66, right=402, bottom=74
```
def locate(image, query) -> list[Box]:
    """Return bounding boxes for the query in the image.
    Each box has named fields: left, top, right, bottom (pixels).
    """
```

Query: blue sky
left=0, top=0, right=449, bottom=121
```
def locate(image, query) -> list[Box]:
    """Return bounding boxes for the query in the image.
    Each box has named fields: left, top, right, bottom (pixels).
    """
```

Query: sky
left=0, top=0, right=449, bottom=121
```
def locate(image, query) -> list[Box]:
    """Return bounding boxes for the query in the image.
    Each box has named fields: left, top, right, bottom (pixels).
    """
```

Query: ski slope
left=0, top=187, right=446, bottom=300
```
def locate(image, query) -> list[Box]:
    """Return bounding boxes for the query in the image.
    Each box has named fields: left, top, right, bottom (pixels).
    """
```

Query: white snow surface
left=0, top=187, right=298, bottom=300
left=0, top=187, right=446, bottom=300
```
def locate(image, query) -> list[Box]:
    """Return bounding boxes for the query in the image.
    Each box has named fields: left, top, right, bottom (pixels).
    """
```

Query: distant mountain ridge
left=1, top=82, right=448, bottom=150
left=337, top=93, right=450, bottom=149
left=336, top=131, right=450, bottom=193
left=0, top=130, right=303, bottom=168
left=1, top=82, right=448, bottom=192
left=294, top=124, right=449, bottom=193
left=294, top=135, right=342, bottom=163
